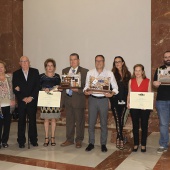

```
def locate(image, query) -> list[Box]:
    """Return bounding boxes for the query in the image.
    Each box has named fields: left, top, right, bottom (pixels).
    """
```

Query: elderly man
left=84, top=55, right=118, bottom=152
left=153, top=51, right=170, bottom=153
left=60, top=53, right=88, bottom=148
left=12, top=56, right=40, bottom=148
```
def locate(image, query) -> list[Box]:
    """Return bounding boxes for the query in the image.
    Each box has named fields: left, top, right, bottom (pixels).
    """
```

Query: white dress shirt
left=84, top=68, right=119, bottom=97
left=68, top=67, right=78, bottom=74
left=22, top=69, right=29, bottom=81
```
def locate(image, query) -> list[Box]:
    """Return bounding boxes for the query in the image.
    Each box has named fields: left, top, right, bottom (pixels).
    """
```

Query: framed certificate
left=158, top=68, right=170, bottom=85
left=130, top=92, right=154, bottom=110
left=38, top=91, right=61, bottom=107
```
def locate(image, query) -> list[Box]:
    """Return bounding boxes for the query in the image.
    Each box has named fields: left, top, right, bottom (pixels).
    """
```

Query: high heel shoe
left=116, top=138, right=120, bottom=149
left=119, top=140, right=124, bottom=150
left=51, top=137, right=56, bottom=146
left=132, top=145, right=139, bottom=152
left=43, top=137, right=49, bottom=147
left=141, top=146, right=146, bottom=152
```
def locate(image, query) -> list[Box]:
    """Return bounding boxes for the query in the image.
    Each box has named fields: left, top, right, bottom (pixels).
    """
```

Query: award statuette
left=58, top=73, right=81, bottom=89
left=157, top=68, right=170, bottom=85
left=86, top=76, right=112, bottom=93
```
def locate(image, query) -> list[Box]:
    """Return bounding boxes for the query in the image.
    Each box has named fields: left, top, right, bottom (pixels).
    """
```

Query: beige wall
left=23, top=0, right=151, bottom=77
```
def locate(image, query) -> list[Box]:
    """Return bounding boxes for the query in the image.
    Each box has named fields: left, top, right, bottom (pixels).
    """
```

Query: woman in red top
left=127, top=64, right=151, bottom=152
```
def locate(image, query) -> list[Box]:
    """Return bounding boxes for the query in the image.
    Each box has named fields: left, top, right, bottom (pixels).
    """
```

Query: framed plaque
left=130, top=92, right=154, bottom=110
left=87, top=76, right=112, bottom=94
left=58, top=73, right=81, bottom=89
left=157, top=68, right=170, bottom=85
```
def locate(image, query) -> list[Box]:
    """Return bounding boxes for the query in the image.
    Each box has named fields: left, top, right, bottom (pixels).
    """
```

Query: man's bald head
left=19, top=56, right=30, bottom=71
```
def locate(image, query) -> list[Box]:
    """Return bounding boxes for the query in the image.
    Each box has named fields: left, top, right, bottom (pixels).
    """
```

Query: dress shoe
left=2, top=143, right=9, bottom=148
left=132, top=146, right=139, bottom=152
left=101, top=145, right=107, bottom=152
left=60, top=140, right=74, bottom=147
left=141, top=146, right=146, bottom=152
left=19, top=144, right=25, bottom=148
left=31, top=143, right=38, bottom=147
left=76, top=141, right=82, bottom=148
left=85, top=143, right=94, bottom=151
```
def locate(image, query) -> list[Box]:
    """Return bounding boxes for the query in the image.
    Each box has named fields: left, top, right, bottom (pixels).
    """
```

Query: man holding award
left=84, top=55, right=118, bottom=152
left=153, top=51, right=170, bottom=154
left=60, top=53, right=88, bottom=148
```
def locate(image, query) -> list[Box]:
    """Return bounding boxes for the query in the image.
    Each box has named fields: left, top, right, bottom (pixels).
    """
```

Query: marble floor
left=0, top=122, right=169, bottom=170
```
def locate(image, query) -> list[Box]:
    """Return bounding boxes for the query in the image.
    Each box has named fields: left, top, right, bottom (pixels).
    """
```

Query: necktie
left=68, top=69, right=76, bottom=96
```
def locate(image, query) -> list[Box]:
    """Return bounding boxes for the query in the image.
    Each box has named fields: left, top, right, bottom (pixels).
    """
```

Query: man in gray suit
left=61, top=53, right=88, bottom=148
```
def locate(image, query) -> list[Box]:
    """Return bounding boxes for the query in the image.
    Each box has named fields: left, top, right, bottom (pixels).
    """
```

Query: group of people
left=0, top=51, right=170, bottom=154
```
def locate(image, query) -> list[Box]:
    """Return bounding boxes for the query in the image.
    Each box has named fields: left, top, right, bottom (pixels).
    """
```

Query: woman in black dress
left=110, top=56, right=131, bottom=150
left=40, top=58, right=61, bottom=146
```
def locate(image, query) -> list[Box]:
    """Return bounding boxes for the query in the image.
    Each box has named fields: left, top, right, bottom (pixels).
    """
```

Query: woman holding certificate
left=40, top=58, right=61, bottom=147
left=110, top=56, right=131, bottom=150
left=127, top=64, right=151, bottom=152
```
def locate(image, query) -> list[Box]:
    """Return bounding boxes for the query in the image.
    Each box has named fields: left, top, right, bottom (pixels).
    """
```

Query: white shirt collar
left=71, top=67, right=78, bottom=73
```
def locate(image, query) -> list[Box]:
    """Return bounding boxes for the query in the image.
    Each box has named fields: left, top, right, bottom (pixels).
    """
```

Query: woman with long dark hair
left=110, top=56, right=131, bottom=150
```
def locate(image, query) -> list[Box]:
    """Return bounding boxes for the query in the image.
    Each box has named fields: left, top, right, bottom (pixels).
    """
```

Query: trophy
left=58, top=73, right=81, bottom=89
left=157, top=68, right=170, bottom=85
left=86, top=76, right=112, bottom=93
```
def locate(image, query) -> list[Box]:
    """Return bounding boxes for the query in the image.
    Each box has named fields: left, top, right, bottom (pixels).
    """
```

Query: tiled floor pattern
left=0, top=122, right=169, bottom=170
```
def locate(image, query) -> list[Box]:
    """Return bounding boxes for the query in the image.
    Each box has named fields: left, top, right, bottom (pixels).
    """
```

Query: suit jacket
left=61, top=66, right=88, bottom=109
left=12, top=67, right=40, bottom=108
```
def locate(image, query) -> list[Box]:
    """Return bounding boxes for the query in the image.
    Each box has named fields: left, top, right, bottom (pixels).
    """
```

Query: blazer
left=12, top=67, right=40, bottom=108
left=61, top=66, right=88, bottom=109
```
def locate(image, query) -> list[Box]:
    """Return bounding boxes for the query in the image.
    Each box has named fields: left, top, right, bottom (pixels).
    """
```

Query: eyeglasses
left=115, top=61, right=122, bottom=64
left=95, top=60, right=104, bottom=63
left=20, top=60, right=29, bottom=63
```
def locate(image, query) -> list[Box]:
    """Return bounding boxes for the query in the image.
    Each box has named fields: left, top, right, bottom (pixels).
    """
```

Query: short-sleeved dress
left=40, top=73, right=61, bottom=119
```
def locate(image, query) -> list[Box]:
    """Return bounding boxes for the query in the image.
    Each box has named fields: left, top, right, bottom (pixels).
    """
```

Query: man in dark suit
left=60, top=53, right=88, bottom=148
left=12, top=56, right=40, bottom=148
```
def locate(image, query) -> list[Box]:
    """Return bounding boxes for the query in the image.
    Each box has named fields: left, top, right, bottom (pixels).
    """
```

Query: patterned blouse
left=0, top=74, right=15, bottom=108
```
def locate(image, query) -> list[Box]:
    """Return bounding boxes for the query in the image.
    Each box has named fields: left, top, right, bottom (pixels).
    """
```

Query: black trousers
left=18, top=104, right=37, bottom=145
left=130, top=109, right=150, bottom=146
left=0, top=106, right=11, bottom=144
left=111, top=104, right=126, bottom=141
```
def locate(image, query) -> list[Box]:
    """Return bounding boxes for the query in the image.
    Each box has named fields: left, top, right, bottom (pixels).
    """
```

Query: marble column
left=0, top=0, right=23, bottom=72
left=150, top=0, right=170, bottom=132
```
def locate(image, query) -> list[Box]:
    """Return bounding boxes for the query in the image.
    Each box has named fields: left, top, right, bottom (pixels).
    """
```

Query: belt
left=66, top=94, right=72, bottom=97
left=91, top=95, right=106, bottom=99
